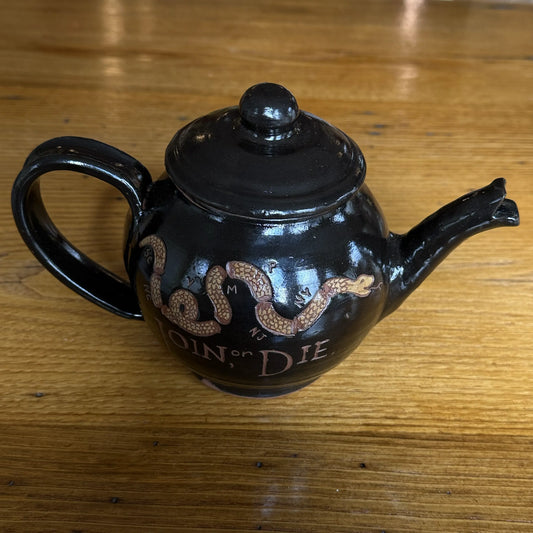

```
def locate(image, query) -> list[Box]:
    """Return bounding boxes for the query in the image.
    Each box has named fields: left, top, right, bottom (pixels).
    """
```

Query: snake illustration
left=140, top=235, right=375, bottom=338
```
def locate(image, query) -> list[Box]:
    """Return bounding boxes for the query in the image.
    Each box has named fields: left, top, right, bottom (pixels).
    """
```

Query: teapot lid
left=165, top=83, right=366, bottom=221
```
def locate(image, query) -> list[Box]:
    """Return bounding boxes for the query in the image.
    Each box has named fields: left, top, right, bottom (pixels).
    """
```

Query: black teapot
left=12, top=83, right=519, bottom=397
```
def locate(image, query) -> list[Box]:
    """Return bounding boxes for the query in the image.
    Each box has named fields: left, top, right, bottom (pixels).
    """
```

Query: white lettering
left=226, top=284, right=237, bottom=295
left=296, top=344, right=312, bottom=365
left=310, top=339, right=330, bottom=361
left=258, top=350, right=293, bottom=377
left=249, top=327, right=267, bottom=341
left=155, top=316, right=330, bottom=378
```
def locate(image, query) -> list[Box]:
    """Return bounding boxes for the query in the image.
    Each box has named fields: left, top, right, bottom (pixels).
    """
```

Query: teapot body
left=131, top=175, right=389, bottom=397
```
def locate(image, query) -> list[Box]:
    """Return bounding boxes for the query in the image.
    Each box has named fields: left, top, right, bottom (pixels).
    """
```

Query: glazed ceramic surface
left=12, top=83, right=520, bottom=397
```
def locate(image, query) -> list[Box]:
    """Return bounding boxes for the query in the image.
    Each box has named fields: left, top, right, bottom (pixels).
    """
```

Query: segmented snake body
left=140, top=235, right=375, bottom=338
left=205, top=265, right=231, bottom=326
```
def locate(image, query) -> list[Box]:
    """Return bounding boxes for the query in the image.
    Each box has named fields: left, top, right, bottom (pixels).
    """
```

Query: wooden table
left=1, top=0, right=532, bottom=531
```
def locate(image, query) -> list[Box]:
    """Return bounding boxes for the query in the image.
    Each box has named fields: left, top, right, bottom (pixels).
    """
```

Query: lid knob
left=239, top=83, right=299, bottom=134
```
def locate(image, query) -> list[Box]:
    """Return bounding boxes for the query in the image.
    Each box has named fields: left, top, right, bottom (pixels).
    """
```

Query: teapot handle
left=11, top=136, right=152, bottom=319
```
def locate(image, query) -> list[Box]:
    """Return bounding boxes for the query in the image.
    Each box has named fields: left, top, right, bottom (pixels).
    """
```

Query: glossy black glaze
left=239, top=82, right=299, bottom=132
left=12, top=83, right=520, bottom=397
left=165, top=83, right=366, bottom=221
left=384, top=177, right=519, bottom=318
left=133, top=177, right=389, bottom=396
left=11, top=137, right=151, bottom=319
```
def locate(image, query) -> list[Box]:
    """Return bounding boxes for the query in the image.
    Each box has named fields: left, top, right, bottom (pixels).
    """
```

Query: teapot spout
left=382, top=178, right=519, bottom=318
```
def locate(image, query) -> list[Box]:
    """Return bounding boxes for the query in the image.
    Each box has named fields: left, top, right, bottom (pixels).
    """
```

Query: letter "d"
left=258, top=350, right=293, bottom=377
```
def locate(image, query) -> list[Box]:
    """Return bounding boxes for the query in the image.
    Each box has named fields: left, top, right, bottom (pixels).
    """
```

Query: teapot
left=12, top=83, right=520, bottom=397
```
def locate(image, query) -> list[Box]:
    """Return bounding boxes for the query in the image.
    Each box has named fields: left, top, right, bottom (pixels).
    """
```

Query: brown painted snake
left=140, top=234, right=375, bottom=337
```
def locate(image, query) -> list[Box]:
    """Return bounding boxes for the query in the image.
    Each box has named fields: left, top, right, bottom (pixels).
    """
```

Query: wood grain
left=1, top=0, right=532, bottom=531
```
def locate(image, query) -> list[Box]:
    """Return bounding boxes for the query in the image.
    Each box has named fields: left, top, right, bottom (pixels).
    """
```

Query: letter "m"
left=226, top=284, right=237, bottom=295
